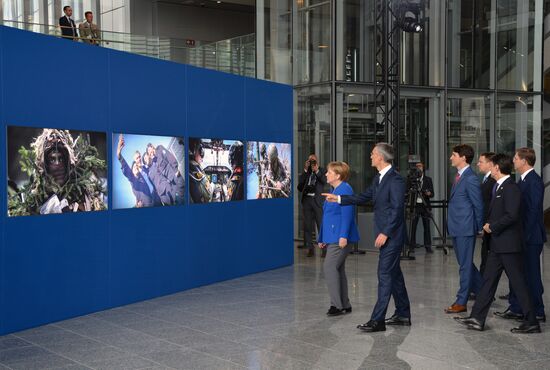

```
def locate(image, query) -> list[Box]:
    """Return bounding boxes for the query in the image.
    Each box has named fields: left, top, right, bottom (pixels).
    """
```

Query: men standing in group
left=477, top=152, right=496, bottom=275
left=408, top=161, right=434, bottom=254
left=324, top=143, right=411, bottom=332
left=79, top=11, right=100, bottom=45
left=455, top=154, right=541, bottom=334
left=297, top=154, right=326, bottom=257
left=495, top=148, right=546, bottom=322
left=445, top=144, right=483, bottom=314
left=59, top=6, right=78, bottom=41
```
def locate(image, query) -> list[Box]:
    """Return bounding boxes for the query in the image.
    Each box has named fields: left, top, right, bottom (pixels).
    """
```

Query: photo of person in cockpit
left=188, top=138, right=244, bottom=204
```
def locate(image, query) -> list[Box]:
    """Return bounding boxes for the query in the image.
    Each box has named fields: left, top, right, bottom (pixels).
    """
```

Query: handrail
left=1, top=19, right=256, bottom=78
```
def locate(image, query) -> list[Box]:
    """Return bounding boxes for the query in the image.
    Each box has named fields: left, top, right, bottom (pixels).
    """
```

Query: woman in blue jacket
left=318, top=161, right=360, bottom=316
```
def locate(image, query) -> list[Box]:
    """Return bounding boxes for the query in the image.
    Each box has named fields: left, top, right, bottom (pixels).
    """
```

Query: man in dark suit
left=495, top=148, right=547, bottom=322
left=477, top=152, right=496, bottom=275
left=298, top=154, right=327, bottom=257
left=455, top=154, right=540, bottom=333
left=324, top=143, right=410, bottom=332
left=59, top=6, right=78, bottom=41
left=445, top=144, right=484, bottom=314
left=407, top=162, right=434, bottom=254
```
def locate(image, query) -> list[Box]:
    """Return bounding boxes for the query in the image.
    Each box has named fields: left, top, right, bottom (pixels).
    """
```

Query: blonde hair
left=327, top=161, right=350, bottom=182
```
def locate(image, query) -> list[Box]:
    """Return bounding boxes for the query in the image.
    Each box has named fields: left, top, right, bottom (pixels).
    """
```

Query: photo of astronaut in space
left=188, top=138, right=244, bottom=203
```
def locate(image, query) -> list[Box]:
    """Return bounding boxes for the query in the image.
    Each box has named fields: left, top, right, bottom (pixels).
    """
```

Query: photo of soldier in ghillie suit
left=7, top=127, right=107, bottom=216
left=246, top=141, right=291, bottom=200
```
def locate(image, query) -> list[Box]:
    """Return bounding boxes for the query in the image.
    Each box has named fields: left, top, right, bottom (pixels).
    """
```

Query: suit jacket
left=297, top=167, right=326, bottom=207
left=486, top=177, right=523, bottom=253
left=480, top=174, right=496, bottom=222
left=78, top=22, right=100, bottom=44
left=406, top=175, right=434, bottom=209
left=447, top=166, right=484, bottom=237
left=518, top=170, right=547, bottom=245
left=341, top=167, right=406, bottom=246
left=59, top=16, right=78, bottom=39
left=319, top=181, right=360, bottom=244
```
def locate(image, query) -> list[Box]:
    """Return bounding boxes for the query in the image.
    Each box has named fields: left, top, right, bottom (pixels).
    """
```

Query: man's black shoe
left=425, top=246, right=433, bottom=254
left=494, top=309, right=523, bottom=320
left=454, top=316, right=484, bottom=331
left=511, top=322, right=541, bottom=334
left=357, top=320, right=386, bottom=332
left=499, top=293, right=509, bottom=300
left=343, top=307, right=352, bottom=314
left=327, top=306, right=344, bottom=316
left=385, top=314, right=411, bottom=326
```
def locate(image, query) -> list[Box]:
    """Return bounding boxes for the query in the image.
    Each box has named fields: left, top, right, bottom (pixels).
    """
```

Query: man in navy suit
left=445, top=144, right=484, bottom=314
left=495, top=147, right=547, bottom=322
left=59, top=6, right=79, bottom=41
left=455, top=153, right=540, bottom=334
left=323, top=143, right=410, bottom=332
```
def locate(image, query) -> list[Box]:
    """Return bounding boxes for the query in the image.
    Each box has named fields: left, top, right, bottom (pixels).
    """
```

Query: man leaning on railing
left=59, top=5, right=78, bottom=41
left=79, top=11, right=101, bottom=46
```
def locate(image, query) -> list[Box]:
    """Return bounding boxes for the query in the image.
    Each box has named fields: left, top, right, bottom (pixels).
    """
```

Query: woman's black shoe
left=327, top=306, right=344, bottom=316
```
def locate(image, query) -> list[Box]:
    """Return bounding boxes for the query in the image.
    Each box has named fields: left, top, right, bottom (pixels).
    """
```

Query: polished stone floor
left=1, top=244, right=549, bottom=370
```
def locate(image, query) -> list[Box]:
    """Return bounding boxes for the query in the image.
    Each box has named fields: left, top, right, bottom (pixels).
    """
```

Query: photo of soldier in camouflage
left=188, top=138, right=244, bottom=203
left=247, top=141, right=291, bottom=199
left=7, top=126, right=107, bottom=216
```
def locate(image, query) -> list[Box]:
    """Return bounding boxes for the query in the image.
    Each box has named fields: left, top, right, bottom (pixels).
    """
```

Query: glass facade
left=290, top=0, right=545, bottom=238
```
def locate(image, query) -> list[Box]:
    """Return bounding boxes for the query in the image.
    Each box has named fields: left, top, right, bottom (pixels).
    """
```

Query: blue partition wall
left=0, top=26, right=293, bottom=335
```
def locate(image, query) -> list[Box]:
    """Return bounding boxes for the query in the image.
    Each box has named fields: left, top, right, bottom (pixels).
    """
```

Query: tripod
left=403, top=183, right=449, bottom=260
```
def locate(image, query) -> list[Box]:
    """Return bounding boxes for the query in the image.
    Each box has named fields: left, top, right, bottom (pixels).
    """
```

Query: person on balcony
left=79, top=11, right=100, bottom=46
left=59, top=6, right=78, bottom=41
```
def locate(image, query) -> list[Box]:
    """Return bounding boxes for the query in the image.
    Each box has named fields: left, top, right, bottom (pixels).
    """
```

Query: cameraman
left=407, top=162, right=434, bottom=254
left=298, top=154, right=327, bottom=257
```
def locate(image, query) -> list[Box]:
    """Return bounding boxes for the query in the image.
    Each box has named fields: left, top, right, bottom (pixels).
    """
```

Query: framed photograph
left=246, top=141, right=291, bottom=200
left=112, top=133, right=185, bottom=209
left=7, top=126, right=107, bottom=216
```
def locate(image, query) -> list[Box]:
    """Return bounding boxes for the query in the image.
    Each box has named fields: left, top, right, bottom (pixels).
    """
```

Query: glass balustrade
left=1, top=19, right=256, bottom=78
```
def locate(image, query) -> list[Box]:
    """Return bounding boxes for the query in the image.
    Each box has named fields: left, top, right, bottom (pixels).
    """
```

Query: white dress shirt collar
left=378, top=164, right=392, bottom=183
left=496, top=175, right=510, bottom=190
left=521, top=167, right=534, bottom=181
left=457, top=164, right=470, bottom=176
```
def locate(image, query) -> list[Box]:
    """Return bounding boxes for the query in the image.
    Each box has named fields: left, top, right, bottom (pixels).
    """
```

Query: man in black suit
left=476, top=152, right=496, bottom=275
left=495, top=148, right=547, bottom=322
left=59, top=6, right=78, bottom=41
left=455, top=154, right=540, bottom=334
left=298, top=154, right=326, bottom=257
left=407, top=162, right=434, bottom=254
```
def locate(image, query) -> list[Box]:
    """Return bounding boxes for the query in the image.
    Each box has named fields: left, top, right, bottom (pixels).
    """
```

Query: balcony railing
left=1, top=20, right=256, bottom=78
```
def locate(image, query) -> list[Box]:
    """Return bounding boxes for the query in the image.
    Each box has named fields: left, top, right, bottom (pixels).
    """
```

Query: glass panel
left=3, top=0, right=24, bottom=23
left=447, top=0, right=494, bottom=89
left=447, top=94, right=492, bottom=194
left=496, top=0, right=541, bottom=91
left=398, top=97, right=431, bottom=172
left=336, top=0, right=375, bottom=82
left=496, top=94, right=535, bottom=155
left=295, top=85, right=332, bottom=238
left=295, top=1, right=331, bottom=84
left=401, top=0, right=445, bottom=86
left=261, top=0, right=292, bottom=84
left=341, top=92, right=382, bottom=212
